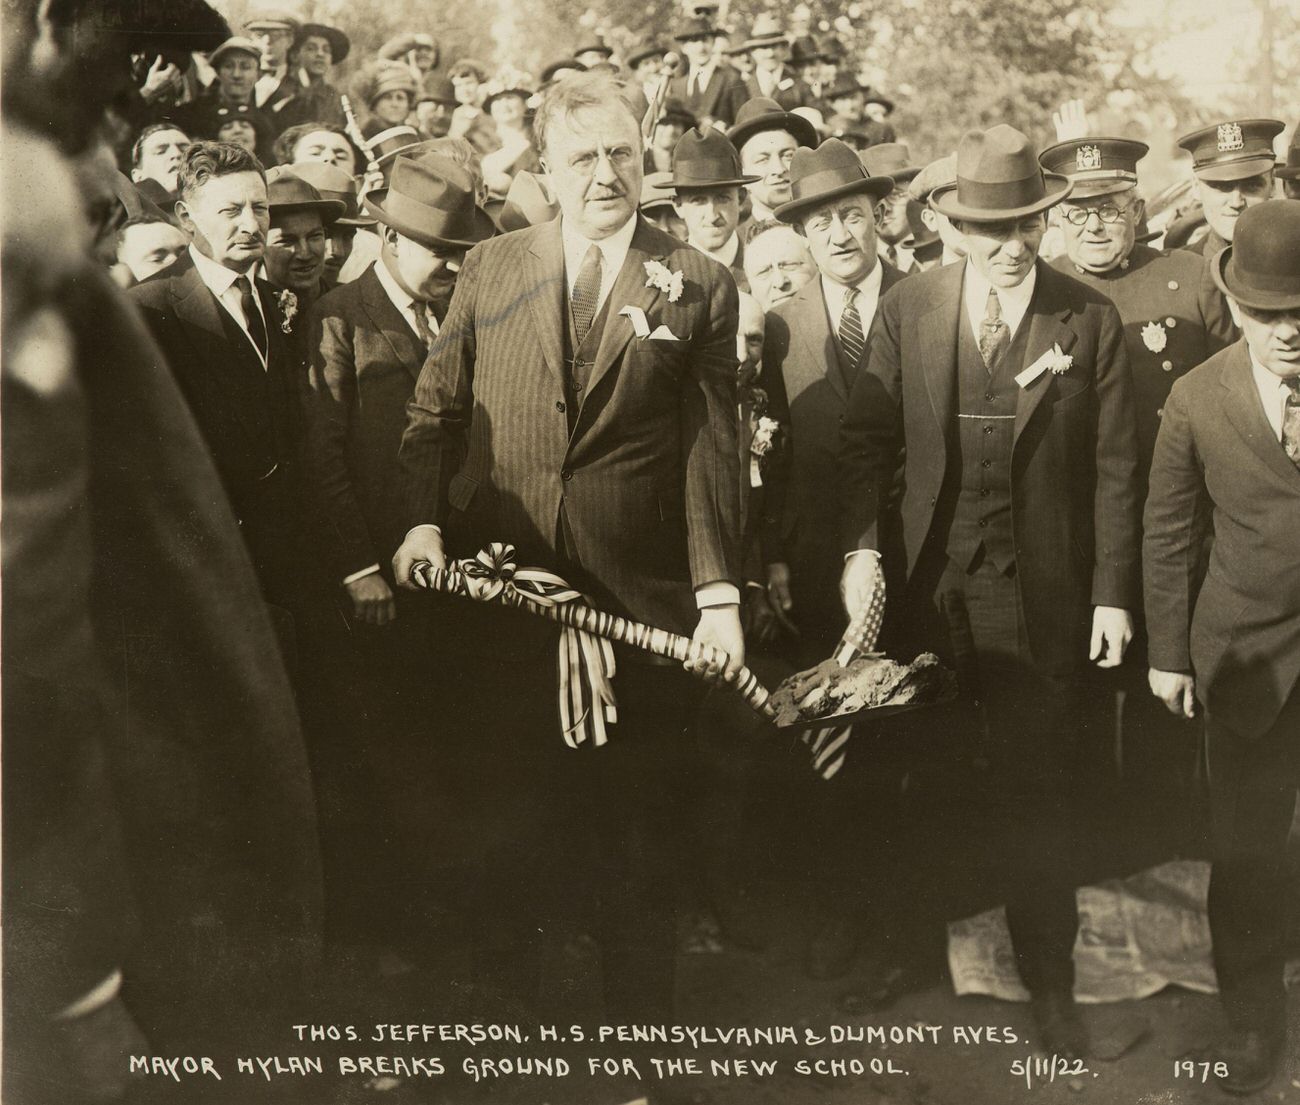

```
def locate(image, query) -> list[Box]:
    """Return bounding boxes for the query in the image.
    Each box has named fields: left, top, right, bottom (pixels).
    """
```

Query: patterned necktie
left=978, top=287, right=1008, bottom=370
left=412, top=301, right=434, bottom=347
left=235, top=274, right=268, bottom=361
left=570, top=244, right=603, bottom=346
left=1283, top=376, right=1300, bottom=469
left=839, top=286, right=866, bottom=369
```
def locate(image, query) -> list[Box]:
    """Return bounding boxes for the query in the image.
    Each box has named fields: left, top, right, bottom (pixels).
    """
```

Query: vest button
left=979, top=488, right=990, bottom=497
left=978, top=519, right=988, bottom=528
left=983, top=425, right=994, bottom=435
left=984, top=393, right=995, bottom=402
left=556, top=400, right=566, bottom=413
left=561, top=468, right=573, bottom=481
left=982, top=459, right=991, bottom=468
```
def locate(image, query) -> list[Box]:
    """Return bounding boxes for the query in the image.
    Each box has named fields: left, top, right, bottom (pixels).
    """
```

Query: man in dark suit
left=738, top=15, right=807, bottom=110
left=669, top=15, right=748, bottom=129
left=392, top=71, right=743, bottom=1022
left=757, top=138, right=907, bottom=982
left=131, top=141, right=309, bottom=622
left=727, top=98, right=820, bottom=235
left=670, top=127, right=757, bottom=289
left=839, top=125, right=1141, bottom=1056
left=1144, top=200, right=1300, bottom=1096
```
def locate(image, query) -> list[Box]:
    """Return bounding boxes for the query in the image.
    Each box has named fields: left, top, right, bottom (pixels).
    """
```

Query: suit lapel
left=359, top=265, right=424, bottom=379
left=583, top=217, right=664, bottom=405
left=791, top=280, right=846, bottom=403
left=1013, top=264, right=1078, bottom=446
left=524, top=219, right=568, bottom=392
left=1220, top=342, right=1300, bottom=484
left=918, top=262, right=964, bottom=443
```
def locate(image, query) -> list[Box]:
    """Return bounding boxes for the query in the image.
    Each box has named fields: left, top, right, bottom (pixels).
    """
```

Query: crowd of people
left=4, top=0, right=1299, bottom=1102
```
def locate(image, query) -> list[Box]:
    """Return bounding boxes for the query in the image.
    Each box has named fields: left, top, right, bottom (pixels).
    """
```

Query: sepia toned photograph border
left=2, top=0, right=1297, bottom=1102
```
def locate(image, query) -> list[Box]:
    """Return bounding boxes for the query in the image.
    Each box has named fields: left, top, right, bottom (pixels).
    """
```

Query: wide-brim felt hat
left=281, top=161, right=368, bottom=225
left=727, top=96, right=819, bottom=152
left=1178, top=118, right=1285, bottom=182
left=931, top=124, right=1072, bottom=222
left=363, top=153, right=496, bottom=250
left=495, top=170, right=559, bottom=232
left=788, top=36, right=827, bottom=66
left=293, top=22, right=350, bottom=64
left=742, top=14, right=788, bottom=50
left=1212, top=199, right=1300, bottom=311
left=626, top=41, right=667, bottom=68
left=774, top=137, right=894, bottom=221
left=671, top=127, right=759, bottom=190
left=265, top=166, right=346, bottom=224
left=674, top=15, right=722, bottom=41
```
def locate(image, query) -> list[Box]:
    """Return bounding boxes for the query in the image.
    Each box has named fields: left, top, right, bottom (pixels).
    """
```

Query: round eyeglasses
left=1059, top=202, right=1131, bottom=225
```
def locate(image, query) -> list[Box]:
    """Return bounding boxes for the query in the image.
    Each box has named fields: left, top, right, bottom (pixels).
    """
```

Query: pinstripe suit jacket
left=399, top=215, right=743, bottom=638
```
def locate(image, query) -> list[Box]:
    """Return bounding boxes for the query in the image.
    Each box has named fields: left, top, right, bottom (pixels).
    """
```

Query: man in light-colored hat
left=378, top=31, right=439, bottom=76
left=840, top=124, right=1141, bottom=1056
left=756, top=138, right=904, bottom=981
left=727, top=96, right=819, bottom=235
left=283, top=160, right=368, bottom=284
left=1178, top=118, right=1285, bottom=259
left=669, top=13, right=747, bottom=129
left=670, top=127, right=758, bottom=287
left=907, top=153, right=964, bottom=265
left=1144, top=199, right=1300, bottom=1097
left=174, top=37, right=276, bottom=160
left=739, top=14, right=806, bottom=111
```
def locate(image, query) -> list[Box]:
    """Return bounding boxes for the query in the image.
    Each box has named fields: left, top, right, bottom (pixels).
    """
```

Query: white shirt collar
left=962, top=258, right=1037, bottom=341
left=189, top=244, right=249, bottom=297
left=374, top=253, right=438, bottom=338
left=697, top=233, right=739, bottom=268
left=561, top=214, right=637, bottom=313
left=821, top=260, right=884, bottom=331
left=1248, top=351, right=1296, bottom=441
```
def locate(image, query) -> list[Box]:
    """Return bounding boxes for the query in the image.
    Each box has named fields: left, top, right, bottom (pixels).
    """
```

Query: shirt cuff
left=405, top=524, right=442, bottom=540
left=695, top=581, right=741, bottom=608
left=342, top=564, right=381, bottom=585
left=55, top=970, right=122, bottom=1021
left=844, top=548, right=883, bottom=563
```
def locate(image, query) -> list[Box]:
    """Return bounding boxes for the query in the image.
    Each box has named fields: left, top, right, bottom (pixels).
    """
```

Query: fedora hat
left=266, top=166, right=346, bottom=224
left=673, top=15, right=722, bottom=41
left=281, top=161, right=369, bottom=226
left=363, top=153, right=495, bottom=250
left=293, top=22, right=350, bottom=64
left=496, top=171, right=559, bottom=232
left=727, top=96, right=819, bottom=153
left=788, top=36, right=827, bottom=67
left=626, top=40, right=667, bottom=68
left=743, top=14, right=788, bottom=51
left=671, top=128, right=759, bottom=191
left=774, top=137, right=894, bottom=221
left=657, top=98, right=698, bottom=131
left=1212, top=200, right=1300, bottom=311
left=1178, top=118, right=1284, bottom=182
left=860, top=142, right=920, bottom=185
left=825, top=75, right=867, bottom=101
left=931, top=125, right=1072, bottom=222
left=1274, top=123, right=1299, bottom=181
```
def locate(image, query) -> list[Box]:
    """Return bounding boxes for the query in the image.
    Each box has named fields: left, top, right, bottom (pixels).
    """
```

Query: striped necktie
left=1283, top=376, right=1300, bottom=470
left=839, top=286, right=866, bottom=369
left=570, top=244, right=603, bottom=346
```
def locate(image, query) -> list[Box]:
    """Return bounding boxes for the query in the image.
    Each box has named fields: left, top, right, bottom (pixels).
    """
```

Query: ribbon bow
left=457, top=543, right=618, bottom=748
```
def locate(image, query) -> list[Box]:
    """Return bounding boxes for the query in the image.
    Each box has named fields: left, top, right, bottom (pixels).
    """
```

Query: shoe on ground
left=1212, top=1027, right=1284, bottom=1096
left=1031, top=991, right=1089, bottom=1061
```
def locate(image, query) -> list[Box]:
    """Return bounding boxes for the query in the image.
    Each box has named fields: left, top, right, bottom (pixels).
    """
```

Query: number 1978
left=1174, top=1060, right=1228, bottom=1082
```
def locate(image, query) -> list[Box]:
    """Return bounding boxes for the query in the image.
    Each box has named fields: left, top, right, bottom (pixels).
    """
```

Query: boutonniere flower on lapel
left=1141, top=320, right=1167, bottom=353
left=277, top=289, right=298, bottom=334
left=751, top=415, right=781, bottom=459
left=643, top=260, right=684, bottom=303
left=1015, top=343, right=1074, bottom=389
left=1045, top=344, right=1073, bottom=374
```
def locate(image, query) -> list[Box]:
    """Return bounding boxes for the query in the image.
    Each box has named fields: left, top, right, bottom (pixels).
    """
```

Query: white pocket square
left=648, top=324, right=684, bottom=341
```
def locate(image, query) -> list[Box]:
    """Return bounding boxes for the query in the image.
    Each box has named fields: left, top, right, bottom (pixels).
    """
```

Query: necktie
left=839, top=286, right=867, bottom=372
left=978, top=287, right=1008, bottom=370
left=412, top=301, right=434, bottom=347
left=235, top=274, right=268, bottom=362
left=570, top=244, right=603, bottom=346
left=1283, top=376, right=1300, bottom=470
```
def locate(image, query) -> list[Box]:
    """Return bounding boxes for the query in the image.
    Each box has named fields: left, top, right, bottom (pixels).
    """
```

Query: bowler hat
left=862, top=87, right=895, bottom=113
left=674, top=15, right=722, bottom=42
left=496, top=171, right=559, bottom=232
left=1040, top=136, right=1148, bottom=197
left=671, top=128, right=759, bottom=190
left=824, top=76, right=867, bottom=101
left=788, top=36, right=827, bottom=67
left=931, top=125, right=1072, bottom=222
left=742, top=14, right=788, bottom=51
left=293, top=22, right=350, bottom=65
left=1212, top=199, right=1300, bottom=311
left=575, top=36, right=614, bottom=58
left=265, top=166, right=346, bottom=224
left=1178, top=118, right=1284, bottom=182
left=363, top=153, right=495, bottom=250
left=860, top=142, right=920, bottom=186
left=210, top=36, right=263, bottom=67
left=281, top=161, right=369, bottom=225
left=1274, top=124, right=1300, bottom=181
left=774, top=137, right=894, bottom=221
left=379, top=32, right=436, bottom=61
left=540, top=58, right=586, bottom=84
left=727, top=96, right=819, bottom=153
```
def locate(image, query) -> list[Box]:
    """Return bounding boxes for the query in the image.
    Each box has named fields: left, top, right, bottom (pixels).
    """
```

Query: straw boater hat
left=1177, top=118, right=1285, bottom=181
left=363, top=153, right=496, bottom=250
left=774, top=137, right=894, bottom=222
left=930, top=124, right=1072, bottom=222
left=1038, top=137, right=1149, bottom=198
left=727, top=96, right=819, bottom=152
left=265, top=166, right=346, bottom=224
left=1212, top=199, right=1300, bottom=312
left=292, top=22, right=350, bottom=64
left=670, top=128, right=759, bottom=191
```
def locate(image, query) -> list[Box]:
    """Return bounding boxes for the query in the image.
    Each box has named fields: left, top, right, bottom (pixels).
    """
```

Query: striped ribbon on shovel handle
left=413, top=557, right=777, bottom=721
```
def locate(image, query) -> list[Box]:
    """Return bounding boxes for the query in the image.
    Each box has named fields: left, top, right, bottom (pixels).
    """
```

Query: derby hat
left=496, top=170, right=559, bottom=232
left=671, top=128, right=759, bottom=190
left=860, top=142, right=921, bottom=185
left=266, top=166, right=346, bottom=225
left=862, top=87, right=895, bottom=113
left=626, top=40, right=667, bottom=68
left=293, top=22, right=350, bottom=64
left=788, top=36, right=827, bottom=67
left=727, top=96, right=819, bottom=152
left=1178, top=118, right=1284, bottom=182
left=575, top=36, right=614, bottom=57
left=378, top=31, right=436, bottom=61
left=281, top=161, right=368, bottom=225
left=1273, top=122, right=1299, bottom=181
left=1039, top=136, right=1148, bottom=197
left=674, top=15, right=722, bottom=41
left=539, top=58, right=586, bottom=84
left=824, top=75, right=867, bottom=101
left=907, top=153, right=956, bottom=203
left=774, top=137, right=894, bottom=221
left=742, top=14, right=788, bottom=51
left=210, top=36, right=264, bottom=67
left=1212, top=199, right=1300, bottom=311
left=931, top=125, right=1072, bottom=222
left=363, top=153, right=495, bottom=250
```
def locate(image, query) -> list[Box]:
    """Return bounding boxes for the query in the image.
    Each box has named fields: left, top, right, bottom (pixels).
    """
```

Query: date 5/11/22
left=1009, top=1055, right=1098, bottom=1087
left=1174, top=1060, right=1230, bottom=1082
